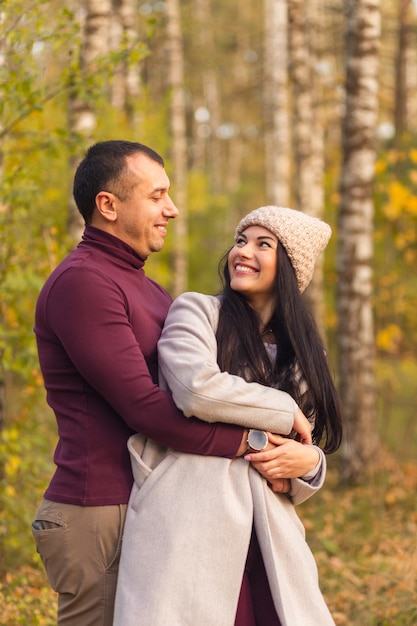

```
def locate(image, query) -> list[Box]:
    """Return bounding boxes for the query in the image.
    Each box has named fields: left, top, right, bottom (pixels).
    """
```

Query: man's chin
left=150, top=241, right=165, bottom=254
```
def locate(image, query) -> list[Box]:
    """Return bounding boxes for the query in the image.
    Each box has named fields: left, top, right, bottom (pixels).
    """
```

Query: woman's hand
left=245, top=433, right=320, bottom=481
left=293, top=408, right=313, bottom=444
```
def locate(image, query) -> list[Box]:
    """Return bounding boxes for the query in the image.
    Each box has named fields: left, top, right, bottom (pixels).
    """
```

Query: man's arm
left=40, top=268, right=245, bottom=458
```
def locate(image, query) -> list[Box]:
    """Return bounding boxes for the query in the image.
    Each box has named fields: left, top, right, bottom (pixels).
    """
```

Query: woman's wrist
left=301, top=446, right=321, bottom=479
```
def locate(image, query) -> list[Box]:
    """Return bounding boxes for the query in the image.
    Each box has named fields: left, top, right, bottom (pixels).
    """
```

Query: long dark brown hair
left=216, top=241, right=343, bottom=453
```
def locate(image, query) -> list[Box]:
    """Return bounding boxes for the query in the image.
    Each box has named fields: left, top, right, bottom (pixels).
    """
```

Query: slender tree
left=67, top=0, right=112, bottom=240
left=110, top=0, right=142, bottom=122
left=337, top=0, right=381, bottom=482
left=194, top=0, right=222, bottom=192
left=263, top=0, right=291, bottom=206
left=288, top=0, right=314, bottom=213
left=288, top=0, right=327, bottom=335
left=394, top=0, right=412, bottom=140
left=166, top=0, right=188, bottom=296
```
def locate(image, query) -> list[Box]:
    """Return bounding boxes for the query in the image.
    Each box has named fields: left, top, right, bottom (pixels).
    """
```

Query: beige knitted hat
left=234, top=206, right=331, bottom=293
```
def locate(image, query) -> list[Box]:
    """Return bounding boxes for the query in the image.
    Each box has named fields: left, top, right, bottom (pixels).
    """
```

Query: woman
left=114, top=206, right=343, bottom=626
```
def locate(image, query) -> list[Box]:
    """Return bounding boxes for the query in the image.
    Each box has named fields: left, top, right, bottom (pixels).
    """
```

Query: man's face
left=102, top=153, right=179, bottom=259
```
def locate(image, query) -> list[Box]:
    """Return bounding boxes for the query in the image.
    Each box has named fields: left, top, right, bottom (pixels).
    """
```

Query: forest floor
left=1, top=453, right=416, bottom=625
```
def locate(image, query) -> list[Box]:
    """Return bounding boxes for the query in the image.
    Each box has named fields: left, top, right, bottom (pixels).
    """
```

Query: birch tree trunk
left=263, top=0, right=291, bottom=206
left=111, top=0, right=141, bottom=122
left=68, top=0, right=112, bottom=241
left=407, top=22, right=417, bottom=129
left=337, top=0, right=381, bottom=482
left=288, top=0, right=314, bottom=214
left=288, top=0, right=327, bottom=336
left=194, top=0, right=222, bottom=193
left=394, top=0, right=412, bottom=139
left=166, top=0, right=188, bottom=297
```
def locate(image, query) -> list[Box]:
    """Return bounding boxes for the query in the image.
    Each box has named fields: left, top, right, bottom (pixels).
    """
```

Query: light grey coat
left=114, top=293, right=335, bottom=626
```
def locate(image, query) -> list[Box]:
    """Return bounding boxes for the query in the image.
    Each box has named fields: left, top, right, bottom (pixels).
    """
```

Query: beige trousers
left=32, top=498, right=127, bottom=626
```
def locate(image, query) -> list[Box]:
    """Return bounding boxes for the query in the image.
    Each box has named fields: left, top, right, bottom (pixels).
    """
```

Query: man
left=32, top=140, right=248, bottom=626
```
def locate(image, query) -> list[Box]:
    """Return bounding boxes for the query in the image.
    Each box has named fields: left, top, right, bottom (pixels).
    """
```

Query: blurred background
left=0, top=0, right=416, bottom=623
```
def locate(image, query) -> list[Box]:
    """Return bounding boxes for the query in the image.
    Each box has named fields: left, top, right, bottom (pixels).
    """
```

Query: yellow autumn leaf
left=395, top=229, right=416, bottom=250
left=4, top=484, right=16, bottom=498
left=405, top=248, right=416, bottom=265
left=409, top=169, right=417, bottom=185
left=2, top=426, right=19, bottom=442
left=5, top=455, right=20, bottom=476
left=374, top=159, right=386, bottom=174
left=376, top=324, right=403, bottom=353
left=406, top=195, right=417, bottom=216
left=384, top=181, right=410, bottom=220
left=409, top=148, right=417, bottom=164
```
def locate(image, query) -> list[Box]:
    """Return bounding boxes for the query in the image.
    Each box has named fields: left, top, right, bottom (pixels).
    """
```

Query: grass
left=2, top=456, right=416, bottom=625
left=300, top=455, right=417, bottom=625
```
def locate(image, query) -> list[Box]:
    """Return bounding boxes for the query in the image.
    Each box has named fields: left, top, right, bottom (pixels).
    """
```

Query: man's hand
left=235, top=429, right=249, bottom=457
left=267, top=477, right=291, bottom=493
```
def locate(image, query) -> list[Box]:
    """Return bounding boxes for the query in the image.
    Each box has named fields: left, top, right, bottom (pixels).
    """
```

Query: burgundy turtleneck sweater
left=34, top=226, right=242, bottom=506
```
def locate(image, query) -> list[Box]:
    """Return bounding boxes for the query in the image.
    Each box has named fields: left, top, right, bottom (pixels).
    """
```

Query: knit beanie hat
left=234, top=206, right=331, bottom=293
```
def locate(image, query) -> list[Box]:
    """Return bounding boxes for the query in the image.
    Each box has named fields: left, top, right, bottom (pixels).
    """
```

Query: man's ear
left=95, top=191, right=118, bottom=222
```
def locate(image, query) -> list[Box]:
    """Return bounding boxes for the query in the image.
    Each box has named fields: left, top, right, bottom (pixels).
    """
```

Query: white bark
left=263, top=0, right=291, bottom=206
left=111, top=0, right=141, bottom=119
left=166, top=0, right=188, bottom=297
left=194, top=0, right=222, bottom=192
left=337, top=0, right=381, bottom=482
left=288, top=0, right=327, bottom=336
left=68, top=0, right=112, bottom=240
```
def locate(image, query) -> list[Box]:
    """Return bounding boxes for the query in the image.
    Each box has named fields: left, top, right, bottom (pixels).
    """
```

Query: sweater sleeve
left=158, top=292, right=298, bottom=434
left=38, top=269, right=243, bottom=458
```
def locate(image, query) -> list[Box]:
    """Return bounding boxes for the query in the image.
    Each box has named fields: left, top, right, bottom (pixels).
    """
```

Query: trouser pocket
left=32, top=520, right=61, bottom=530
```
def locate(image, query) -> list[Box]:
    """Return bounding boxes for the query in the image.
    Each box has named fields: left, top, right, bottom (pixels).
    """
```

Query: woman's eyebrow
left=257, top=235, right=276, bottom=241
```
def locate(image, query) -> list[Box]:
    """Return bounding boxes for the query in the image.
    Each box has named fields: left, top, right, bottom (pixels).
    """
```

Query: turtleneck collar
left=79, top=225, right=145, bottom=270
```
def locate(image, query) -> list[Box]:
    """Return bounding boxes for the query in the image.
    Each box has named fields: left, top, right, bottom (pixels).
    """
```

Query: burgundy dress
left=235, top=530, right=282, bottom=625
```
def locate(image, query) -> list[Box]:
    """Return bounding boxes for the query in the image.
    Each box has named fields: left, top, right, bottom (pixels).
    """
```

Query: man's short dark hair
left=73, top=140, right=164, bottom=224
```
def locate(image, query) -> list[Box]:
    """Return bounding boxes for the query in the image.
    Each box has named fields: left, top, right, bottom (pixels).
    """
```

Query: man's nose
left=164, top=195, right=179, bottom=218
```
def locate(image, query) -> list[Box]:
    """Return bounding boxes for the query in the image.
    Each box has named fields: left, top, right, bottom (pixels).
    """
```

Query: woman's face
left=228, top=225, right=278, bottom=308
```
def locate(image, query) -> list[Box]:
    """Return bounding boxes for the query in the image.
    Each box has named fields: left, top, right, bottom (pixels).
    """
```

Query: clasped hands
left=244, top=408, right=320, bottom=494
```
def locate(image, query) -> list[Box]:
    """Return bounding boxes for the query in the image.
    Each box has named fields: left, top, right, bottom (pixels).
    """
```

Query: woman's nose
left=238, top=242, right=253, bottom=258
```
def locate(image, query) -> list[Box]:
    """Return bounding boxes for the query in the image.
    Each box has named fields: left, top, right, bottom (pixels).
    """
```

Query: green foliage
left=376, top=357, right=417, bottom=460
left=0, top=0, right=157, bottom=388
left=187, top=172, right=234, bottom=294
left=0, top=133, right=71, bottom=381
left=374, top=134, right=417, bottom=358
left=0, top=383, right=56, bottom=573
left=0, top=1, right=79, bottom=138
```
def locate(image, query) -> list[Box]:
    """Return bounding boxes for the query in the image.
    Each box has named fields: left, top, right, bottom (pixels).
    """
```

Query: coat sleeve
left=158, top=292, right=298, bottom=435
left=289, top=446, right=326, bottom=505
